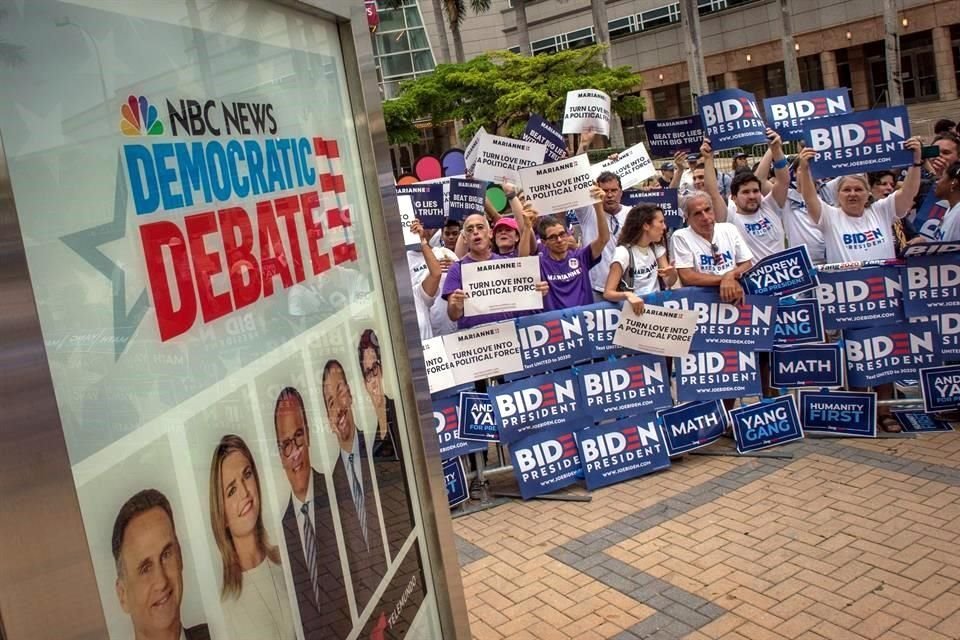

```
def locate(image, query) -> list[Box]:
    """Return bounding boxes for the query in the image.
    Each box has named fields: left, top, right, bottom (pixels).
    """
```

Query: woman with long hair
left=603, top=203, right=677, bottom=313
left=210, top=434, right=295, bottom=639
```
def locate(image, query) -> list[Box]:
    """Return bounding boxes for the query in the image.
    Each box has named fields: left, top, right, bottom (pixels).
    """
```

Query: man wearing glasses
left=274, top=387, right=351, bottom=639
left=519, top=185, right=608, bottom=310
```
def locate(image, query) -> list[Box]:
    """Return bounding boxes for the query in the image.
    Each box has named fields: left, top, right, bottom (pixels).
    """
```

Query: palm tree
left=430, top=0, right=452, bottom=63
left=444, top=0, right=492, bottom=63
left=514, top=0, right=530, bottom=56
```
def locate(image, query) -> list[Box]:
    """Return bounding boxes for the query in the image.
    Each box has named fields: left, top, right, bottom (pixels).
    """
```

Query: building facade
left=375, top=0, right=960, bottom=155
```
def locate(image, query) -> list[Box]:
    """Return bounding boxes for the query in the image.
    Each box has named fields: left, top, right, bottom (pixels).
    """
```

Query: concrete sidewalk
left=452, top=433, right=960, bottom=640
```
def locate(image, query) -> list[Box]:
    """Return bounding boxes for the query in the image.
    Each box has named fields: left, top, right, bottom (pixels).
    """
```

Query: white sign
left=518, top=155, right=597, bottom=215
left=562, top=89, right=612, bottom=136
left=442, top=321, right=524, bottom=384
left=589, top=142, right=656, bottom=188
left=397, top=194, right=421, bottom=247
left=472, top=133, right=547, bottom=185
left=613, top=303, right=699, bottom=357
left=461, top=256, right=543, bottom=317
left=422, top=337, right=457, bottom=393
left=463, top=127, right=486, bottom=173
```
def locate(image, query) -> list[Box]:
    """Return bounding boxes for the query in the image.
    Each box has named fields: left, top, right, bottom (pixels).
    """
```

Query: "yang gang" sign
left=730, top=396, right=804, bottom=454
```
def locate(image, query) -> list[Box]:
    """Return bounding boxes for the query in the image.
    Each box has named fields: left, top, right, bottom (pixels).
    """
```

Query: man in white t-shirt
left=573, top=169, right=631, bottom=301
left=671, top=191, right=753, bottom=303
left=703, top=130, right=789, bottom=261
left=404, top=220, right=443, bottom=340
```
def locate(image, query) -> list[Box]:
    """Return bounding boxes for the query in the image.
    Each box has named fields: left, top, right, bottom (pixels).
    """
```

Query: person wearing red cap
left=492, top=216, right=521, bottom=257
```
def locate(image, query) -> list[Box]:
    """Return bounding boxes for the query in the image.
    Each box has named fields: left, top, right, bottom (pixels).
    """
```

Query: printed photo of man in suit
left=322, top=359, right=388, bottom=616
left=111, top=489, right=209, bottom=640
left=274, top=387, right=351, bottom=639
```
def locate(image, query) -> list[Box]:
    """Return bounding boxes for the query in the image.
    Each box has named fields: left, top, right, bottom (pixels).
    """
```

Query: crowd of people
left=402, top=116, right=960, bottom=434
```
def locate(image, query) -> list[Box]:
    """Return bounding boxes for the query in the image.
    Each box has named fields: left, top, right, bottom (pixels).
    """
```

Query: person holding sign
left=406, top=219, right=444, bottom=340
left=519, top=185, right=608, bottom=310
left=795, top=136, right=923, bottom=263
left=702, top=131, right=789, bottom=261
left=671, top=192, right=753, bottom=304
left=443, top=213, right=548, bottom=329
left=603, top=203, right=677, bottom=313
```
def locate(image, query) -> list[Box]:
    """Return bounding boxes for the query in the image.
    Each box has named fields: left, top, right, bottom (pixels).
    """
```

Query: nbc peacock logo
left=120, top=95, right=164, bottom=136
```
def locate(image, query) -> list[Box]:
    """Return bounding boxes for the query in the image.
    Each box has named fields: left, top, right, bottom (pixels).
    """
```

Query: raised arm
left=767, top=129, right=789, bottom=209
left=755, top=148, right=774, bottom=195
left=588, top=185, right=609, bottom=260
left=411, top=219, right=442, bottom=297
left=518, top=201, right=537, bottom=258
left=795, top=148, right=822, bottom=225
left=895, top=137, right=924, bottom=217
left=669, top=151, right=686, bottom=189
left=700, top=138, right=729, bottom=222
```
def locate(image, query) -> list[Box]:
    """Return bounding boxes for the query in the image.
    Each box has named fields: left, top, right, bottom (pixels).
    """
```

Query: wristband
left=773, top=157, right=788, bottom=170
left=913, top=162, right=924, bottom=167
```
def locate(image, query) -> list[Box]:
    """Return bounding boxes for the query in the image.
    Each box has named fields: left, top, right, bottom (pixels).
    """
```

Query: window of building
left=835, top=49, right=854, bottom=108
left=708, top=74, right=725, bottom=92
left=763, top=63, right=786, bottom=100
left=698, top=0, right=728, bottom=15
left=639, top=5, right=680, bottom=32
left=609, top=15, right=638, bottom=40
left=565, top=27, right=595, bottom=49
left=531, top=35, right=560, bottom=55
left=798, top=55, right=824, bottom=91
left=373, top=0, right=436, bottom=97
left=864, top=41, right=888, bottom=106
left=900, top=31, right=939, bottom=103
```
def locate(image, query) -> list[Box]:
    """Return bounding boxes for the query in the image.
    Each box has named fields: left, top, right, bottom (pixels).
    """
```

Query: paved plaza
left=452, top=432, right=960, bottom=640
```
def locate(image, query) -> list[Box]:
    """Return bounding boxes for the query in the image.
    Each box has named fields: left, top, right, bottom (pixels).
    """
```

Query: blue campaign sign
left=442, top=457, right=469, bottom=507
left=913, top=188, right=950, bottom=241
left=893, top=411, right=954, bottom=432
left=774, top=298, right=825, bottom=345
left=458, top=392, right=500, bottom=442
left=396, top=183, right=446, bottom=228
left=801, top=106, right=912, bottom=179
left=903, top=241, right=960, bottom=258
left=643, top=115, right=704, bottom=158
left=577, top=355, right=672, bottom=420
left=577, top=301, right=630, bottom=357
left=489, top=368, right=584, bottom=444
left=844, top=321, right=943, bottom=387
left=432, top=394, right=488, bottom=458
left=523, top=114, right=566, bottom=163
left=515, top=308, right=592, bottom=376
left=799, top=390, right=876, bottom=437
left=697, top=88, right=768, bottom=150
left=447, top=178, right=487, bottom=221
left=730, top=396, right=804, bottom=454
left=763, top=89, right=852, bottom=141
left=919, top=364, right=960, bottom=413
left=621, top=188, right=683, bottom=230
left=910, top=313, right=960, bottom=358
left=658, top=287, right=777, bottom=351
left=675, top=350, right=761, bottom=402
left=741, top=245, right=818, bottom=297
left=510, top=427, right=582, bottom=500
left=902, top=253, right=960, bottom=317
left=770, top=343, right=844, bottom=389
left=656, top=400, right=727, bottom=455
left=575, top=415, right=671, bottom=490
left=815, top=266, right=904, bottom=330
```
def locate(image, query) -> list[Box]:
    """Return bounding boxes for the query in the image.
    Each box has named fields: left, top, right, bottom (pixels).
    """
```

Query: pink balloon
left=414, top=155, right=442, bottom=180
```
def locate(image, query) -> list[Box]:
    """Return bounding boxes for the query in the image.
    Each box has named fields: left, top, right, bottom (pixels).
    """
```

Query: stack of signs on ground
left=656, top=400, right=727, bottom=455
left=843, top=321, right=942, bottom=387
left=729, top=396, right=804, bottom=454
left=431, top=394, right=489, bottom=459
left=892, top=411, right=954, bottom=432
left=575, top=415, right=671, bottom=490
left=675, top=350, right=761, bottom=402
left=798, top=390, right=877, bottom=438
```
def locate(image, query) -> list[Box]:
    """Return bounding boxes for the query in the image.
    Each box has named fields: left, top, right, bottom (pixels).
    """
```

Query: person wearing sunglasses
left=670, top=191, right=753, bottom=304
left=519, top=185, right=607, bottom=310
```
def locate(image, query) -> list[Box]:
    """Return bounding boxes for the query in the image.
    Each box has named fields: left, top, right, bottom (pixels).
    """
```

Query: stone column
left=933, top=25, right=958, bottom=101
left=723, top=71, right=739, bottom=89
left=640, top=88, right=655, bottom=120
left=820, top=50, right=839, bottom=89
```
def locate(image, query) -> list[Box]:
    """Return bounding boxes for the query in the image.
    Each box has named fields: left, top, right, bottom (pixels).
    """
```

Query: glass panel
left=381, top=52, right=415, bottom=76
left=531, top=37, right=558, bottom=55
left=869, top=58, right=888, bottom=106
left=404, top=6, right=424, bottom=27
left=915, top=50, right=939, bottom=99
left=408, top=27, right=430, bottom=50
left=413, top=49, right=435, bottom=72
left=566, top=27, right=594, bottom=49
left=382, top=79, right=404, bottom=99
left=609, top=16, right=634, bottom=39
left=1, top=1, right=444, bottom=639
left=641, top=6, right=677, bottom=31
left=377, top=29, right=410, bottom=55
left=377, top=7, right=406, bottom=31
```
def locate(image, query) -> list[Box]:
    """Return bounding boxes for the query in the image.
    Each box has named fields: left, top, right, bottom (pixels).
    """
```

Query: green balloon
left=486, top=186, right=507, bottom=212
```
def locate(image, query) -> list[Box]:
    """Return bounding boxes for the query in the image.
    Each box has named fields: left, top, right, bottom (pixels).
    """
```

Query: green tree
left=382, top=45, right=644, bottom=146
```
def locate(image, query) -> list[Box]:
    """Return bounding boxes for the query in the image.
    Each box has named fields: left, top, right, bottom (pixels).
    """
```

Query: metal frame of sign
left=0, top=2, right=470, bottom=638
